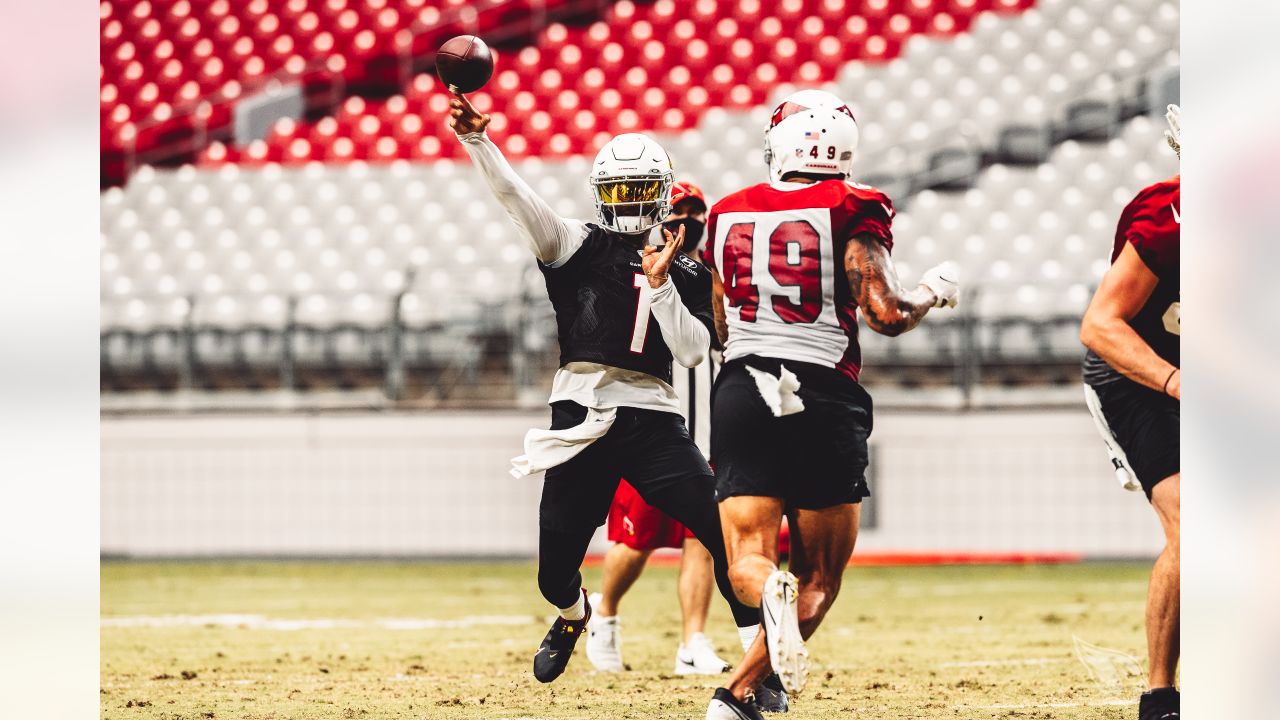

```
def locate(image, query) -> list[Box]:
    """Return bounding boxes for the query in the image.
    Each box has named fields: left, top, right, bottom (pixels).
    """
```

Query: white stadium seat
left=101, top=0, right=1178, bottom=389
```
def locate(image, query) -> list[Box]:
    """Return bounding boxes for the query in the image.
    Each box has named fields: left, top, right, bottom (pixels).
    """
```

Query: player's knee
left=536, top=564, right=573, bottom=605
left=535, top=566, right=556, bottom=599
left=1151, top=473, right=1180, bottom=544
left=726, top=556, right=754, bottom=588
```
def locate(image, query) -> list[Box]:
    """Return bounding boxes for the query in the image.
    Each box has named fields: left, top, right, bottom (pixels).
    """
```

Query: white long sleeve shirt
left=459, top=130, right=710, bottom=414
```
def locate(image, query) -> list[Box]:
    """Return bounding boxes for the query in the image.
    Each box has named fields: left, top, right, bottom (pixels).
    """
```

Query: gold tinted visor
left=595, top=179, right=662, bottom=204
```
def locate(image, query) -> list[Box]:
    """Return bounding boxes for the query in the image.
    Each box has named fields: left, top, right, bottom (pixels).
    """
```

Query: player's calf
left=794, top=573, right=843, bottom=639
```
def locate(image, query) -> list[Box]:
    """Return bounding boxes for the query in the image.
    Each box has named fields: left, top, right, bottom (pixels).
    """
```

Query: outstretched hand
left=918, top=261, right=961, bottom=309
left=448, top=90, right=490, bottom=136
left=642, top=224, right=685, bottom=289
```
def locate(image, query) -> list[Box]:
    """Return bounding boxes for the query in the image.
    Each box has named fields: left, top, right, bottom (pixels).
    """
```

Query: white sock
left=738, top=624, right=760, bottom=652
left=681, top=631, right=704, bottom=651
left=559, top=591, right=587, bottom=621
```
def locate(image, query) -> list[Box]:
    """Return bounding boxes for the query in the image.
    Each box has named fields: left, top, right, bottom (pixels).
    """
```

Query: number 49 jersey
left=705, top=179, right=894, bottom=382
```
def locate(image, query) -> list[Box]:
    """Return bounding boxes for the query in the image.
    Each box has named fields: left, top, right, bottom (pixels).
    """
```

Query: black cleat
left=1139, top=687, right=1179, bottom=720
left=532, top=590, right=591, bottom=683
left=752, top=673, right=790, bottom=713
left=707, top=687, right=767, bottom=720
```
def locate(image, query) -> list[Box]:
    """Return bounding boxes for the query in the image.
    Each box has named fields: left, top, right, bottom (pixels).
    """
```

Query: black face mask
left=662, top=217, right=705, bottom=254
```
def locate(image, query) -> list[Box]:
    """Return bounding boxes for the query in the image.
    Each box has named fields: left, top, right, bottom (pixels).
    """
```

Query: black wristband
left=1162, top=368, right=1178, bottom=396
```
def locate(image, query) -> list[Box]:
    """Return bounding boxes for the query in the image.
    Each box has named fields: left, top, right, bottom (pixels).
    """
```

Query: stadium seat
left=102, top=0, right=1180, bottom=391
left=195, top=0, right=1035, bottom=169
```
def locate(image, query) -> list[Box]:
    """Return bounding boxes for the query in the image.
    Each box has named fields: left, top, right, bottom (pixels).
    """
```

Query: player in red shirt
left=1080, top=105, right=1181, bottom=720
left=701, top=90, right=961, bottom=719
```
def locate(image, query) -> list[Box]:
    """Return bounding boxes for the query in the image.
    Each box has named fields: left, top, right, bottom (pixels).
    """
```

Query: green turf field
left=102, top=560, right=1153, bottom=719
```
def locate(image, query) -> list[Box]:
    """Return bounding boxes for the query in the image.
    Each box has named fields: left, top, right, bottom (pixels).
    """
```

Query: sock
left=559, top=590, right=586, bottom=621
left=738, top=624, right=760, bottom=652
left=681, top=631, right=705, bottom=651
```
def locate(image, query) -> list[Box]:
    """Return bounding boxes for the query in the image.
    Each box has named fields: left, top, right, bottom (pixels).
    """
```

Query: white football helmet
left=589, top=133, right=675, bottom=235
left=763, top=89, right=860, bottom=183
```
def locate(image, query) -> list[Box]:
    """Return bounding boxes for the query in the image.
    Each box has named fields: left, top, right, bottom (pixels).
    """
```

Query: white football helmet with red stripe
left=763, top=89, right=860, bottom=183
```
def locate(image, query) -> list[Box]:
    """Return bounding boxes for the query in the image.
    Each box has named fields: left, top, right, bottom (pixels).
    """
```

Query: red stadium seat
left=103, top=0, right=1023, bottom=174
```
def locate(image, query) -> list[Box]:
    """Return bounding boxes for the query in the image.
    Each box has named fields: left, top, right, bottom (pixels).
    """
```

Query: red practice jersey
left=704, top=179, right=894, bottom=382
left=1083, top=175, right=1181, bottom=385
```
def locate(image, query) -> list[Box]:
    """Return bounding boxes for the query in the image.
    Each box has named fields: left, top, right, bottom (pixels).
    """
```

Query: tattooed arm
left=845, top=233, right=956, bottom=336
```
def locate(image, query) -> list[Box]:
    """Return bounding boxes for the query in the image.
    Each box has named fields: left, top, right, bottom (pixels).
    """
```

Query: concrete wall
left=101, top=409, right=1164, bottom=558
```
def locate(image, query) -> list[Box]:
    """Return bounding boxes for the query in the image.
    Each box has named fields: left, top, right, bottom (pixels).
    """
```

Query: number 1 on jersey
left=630, top=273, right=652, bottom=353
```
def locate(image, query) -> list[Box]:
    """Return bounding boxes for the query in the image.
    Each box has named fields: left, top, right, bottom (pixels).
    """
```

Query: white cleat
left=760, top=570, right=808, bottom=694
left=674, top=632, right=731, bottom=675
left=585, top=592, right=623, bottom=672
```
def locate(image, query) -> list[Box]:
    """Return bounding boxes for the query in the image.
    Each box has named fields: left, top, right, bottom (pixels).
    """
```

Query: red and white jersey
left=704, top=179, right=894, bottom=382
left=1083, top=175, right=1180, bottom=386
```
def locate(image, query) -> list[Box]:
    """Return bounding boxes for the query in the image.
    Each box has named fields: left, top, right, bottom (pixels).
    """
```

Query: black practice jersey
left=539, top=224, right=715, bottom=385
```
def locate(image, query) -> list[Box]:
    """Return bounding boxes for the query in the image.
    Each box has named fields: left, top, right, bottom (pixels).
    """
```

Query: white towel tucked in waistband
left=509, top=406, right=618, bottom=478
left=745, top=364, right=806, bottom=417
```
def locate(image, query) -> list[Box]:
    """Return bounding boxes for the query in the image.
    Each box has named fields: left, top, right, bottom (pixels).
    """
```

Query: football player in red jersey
left=1080, top=105, right=1181, bottom=720
left=701, top=89, right=961, bottom=719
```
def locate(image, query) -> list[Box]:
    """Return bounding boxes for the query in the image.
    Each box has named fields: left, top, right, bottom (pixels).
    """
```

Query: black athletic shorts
left=1089, top=377, right=1179, bottom=498
left=539, top=401, right=714, bottom=534
left=711, top=355, right=873, bottom=509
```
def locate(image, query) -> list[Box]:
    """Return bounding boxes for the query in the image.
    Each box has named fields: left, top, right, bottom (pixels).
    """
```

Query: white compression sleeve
left=648, top=278, right=710, bottom=368
left=458, top=131, right=589, bottom=266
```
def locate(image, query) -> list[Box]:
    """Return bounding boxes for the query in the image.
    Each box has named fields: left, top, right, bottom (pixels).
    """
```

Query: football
left=435, top=35, right=494, bottom=94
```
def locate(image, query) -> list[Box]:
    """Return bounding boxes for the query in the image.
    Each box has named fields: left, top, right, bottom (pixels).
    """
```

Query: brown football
left=435, top=35, right=494, bottom=94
